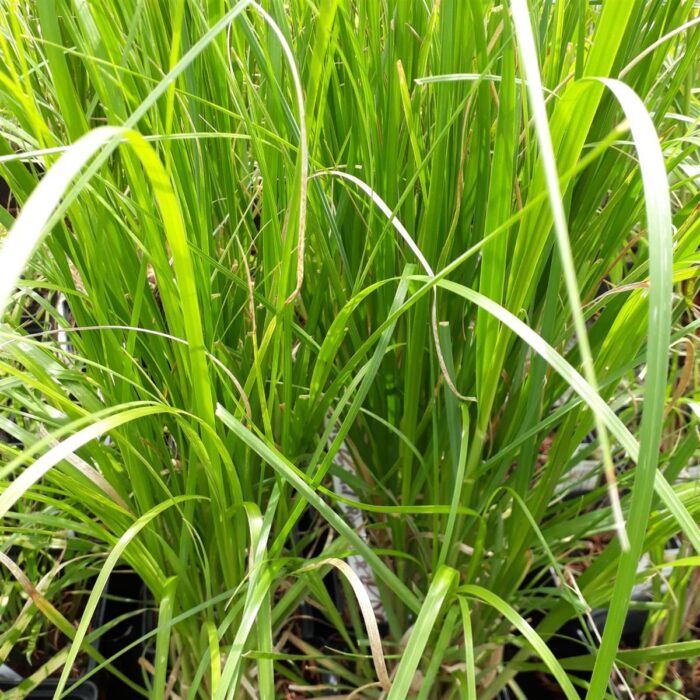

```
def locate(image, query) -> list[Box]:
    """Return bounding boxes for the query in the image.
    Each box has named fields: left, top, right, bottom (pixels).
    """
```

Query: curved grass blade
left=298, top=557, right=390, bottom=691
left=0, top=403, right=174, bottom=519
left=585, top=76, right=674, bottom=700
left=0, top=126, right=122, bottom=314
left=460, top=584, right=579, bottom=700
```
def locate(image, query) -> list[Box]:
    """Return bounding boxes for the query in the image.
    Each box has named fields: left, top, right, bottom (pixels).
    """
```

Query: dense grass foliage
left=0, top=1, right=699, bottom=698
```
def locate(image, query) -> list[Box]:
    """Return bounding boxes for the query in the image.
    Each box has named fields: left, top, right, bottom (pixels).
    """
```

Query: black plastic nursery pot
left=92, top=570, right=155, bottom=699
left=505, top=469, right=667, bottom=699
left=0, top=678, right=98, bottom=700
left=287, top=509, right=352, bottom=691
left=0, top=571, right=153, bottom=700
left=507, top=528, right=670, bottom=698
left=0, top=591, right=104, bottom=700
left=509, top=595, right=651, bottom=700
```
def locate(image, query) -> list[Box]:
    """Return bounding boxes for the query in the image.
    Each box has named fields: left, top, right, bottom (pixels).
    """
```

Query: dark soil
left=664, top=657, right=700, bottom=699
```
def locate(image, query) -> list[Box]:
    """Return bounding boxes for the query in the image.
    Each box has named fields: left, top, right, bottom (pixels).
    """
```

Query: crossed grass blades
left=0, top=1, right=699, bottom=698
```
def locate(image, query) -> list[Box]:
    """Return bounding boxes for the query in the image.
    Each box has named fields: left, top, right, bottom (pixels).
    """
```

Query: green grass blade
left=387, top=566, right=458, bottom=699
left=151, top=576, right=178, bottom=700
left=510, top=0, right=627, bottom=548
left=585, top=77, right=674, bottom=700
left=460, top=584, right=579, bottom=700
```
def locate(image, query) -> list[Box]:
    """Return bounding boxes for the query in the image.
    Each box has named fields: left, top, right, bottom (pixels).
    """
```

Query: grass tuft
left=0, top=1, right=698, bottom=697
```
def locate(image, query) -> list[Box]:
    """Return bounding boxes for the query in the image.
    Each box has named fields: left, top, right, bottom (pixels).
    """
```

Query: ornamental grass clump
left=0, top=1, right=698, bottom=698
